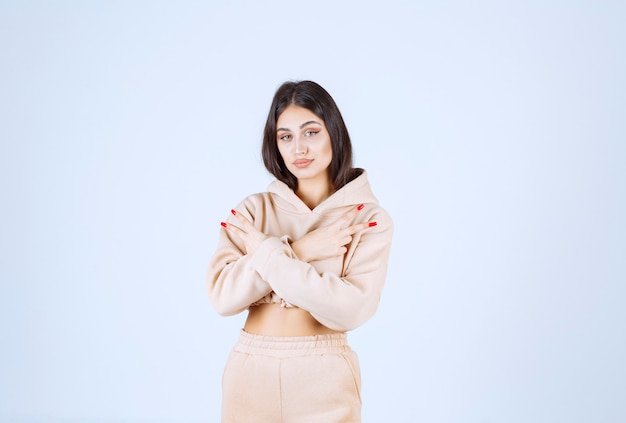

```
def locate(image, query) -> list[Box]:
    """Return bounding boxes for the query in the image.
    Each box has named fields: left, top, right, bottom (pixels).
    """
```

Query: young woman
left=206, top=80, right=393, bottom=422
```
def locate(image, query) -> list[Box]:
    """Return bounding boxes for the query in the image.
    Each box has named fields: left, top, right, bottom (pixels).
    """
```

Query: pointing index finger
left=348, top=203, right=365, bottom=218
left=231, top=209, right=253, bottom=229
left=336, top=204, right=364, bottom=228
left=343, top=220, right=378, bottom=236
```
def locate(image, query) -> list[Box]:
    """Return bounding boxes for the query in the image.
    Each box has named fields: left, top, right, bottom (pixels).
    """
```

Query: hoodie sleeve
left=205, top=202, right=274, bottom=316
left=248, top=209, right=394, bottom=331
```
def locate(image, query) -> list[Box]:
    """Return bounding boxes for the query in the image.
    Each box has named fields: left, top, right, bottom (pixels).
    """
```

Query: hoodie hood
left=266, top=169, right=379, bottom=216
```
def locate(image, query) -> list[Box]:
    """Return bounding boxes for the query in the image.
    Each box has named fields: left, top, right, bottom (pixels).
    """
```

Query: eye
left=278, top=134, right=291, bottom=141
left=304, top=130, right=319, bottom=137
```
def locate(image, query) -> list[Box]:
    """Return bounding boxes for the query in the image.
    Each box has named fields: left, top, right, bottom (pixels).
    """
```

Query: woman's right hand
left=290, top=204, right=376, bottom=263
left=221, top=209, right=269, bottom=256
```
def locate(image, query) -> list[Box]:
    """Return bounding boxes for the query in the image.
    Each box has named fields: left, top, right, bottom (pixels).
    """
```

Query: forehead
left=276, top=105, right=323, bottom=128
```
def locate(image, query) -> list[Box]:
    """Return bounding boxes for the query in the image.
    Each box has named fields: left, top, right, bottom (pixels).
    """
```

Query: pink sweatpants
left=221, top=330, right=362, bottom=422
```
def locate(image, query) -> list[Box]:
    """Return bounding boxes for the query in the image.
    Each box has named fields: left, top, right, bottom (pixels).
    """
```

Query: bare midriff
left=244, top=303, right=342, bottom=337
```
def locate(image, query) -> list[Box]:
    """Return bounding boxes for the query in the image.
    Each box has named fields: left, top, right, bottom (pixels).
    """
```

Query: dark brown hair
left=262, top=80, right=361, bottom=191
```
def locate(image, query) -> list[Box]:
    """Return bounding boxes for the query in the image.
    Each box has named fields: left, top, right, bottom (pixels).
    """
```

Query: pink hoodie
left=206, top=170, right=393, bottom=332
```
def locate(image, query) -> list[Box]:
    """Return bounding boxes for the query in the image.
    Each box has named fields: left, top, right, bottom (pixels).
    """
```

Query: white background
left=1, top=1, right=624, bottom=422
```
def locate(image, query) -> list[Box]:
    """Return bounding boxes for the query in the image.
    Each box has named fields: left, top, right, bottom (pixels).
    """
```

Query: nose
left=294, top=137, right=308, bottom=155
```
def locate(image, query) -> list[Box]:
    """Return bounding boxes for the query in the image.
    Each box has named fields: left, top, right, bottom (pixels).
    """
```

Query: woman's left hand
left=221, top=209, right=269, bottom=255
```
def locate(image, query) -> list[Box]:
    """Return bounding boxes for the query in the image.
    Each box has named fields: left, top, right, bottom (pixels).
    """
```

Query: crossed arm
left=223, top=204, right=375, bottom=262
left=206, top=204, right=393, bottom=331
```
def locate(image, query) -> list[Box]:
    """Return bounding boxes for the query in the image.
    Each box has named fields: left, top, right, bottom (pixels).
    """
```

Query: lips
left=293, top=159, right=313, bottom=168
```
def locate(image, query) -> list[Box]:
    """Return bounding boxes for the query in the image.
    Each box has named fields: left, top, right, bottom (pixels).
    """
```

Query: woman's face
left=276, top=105, right=333, bottom=186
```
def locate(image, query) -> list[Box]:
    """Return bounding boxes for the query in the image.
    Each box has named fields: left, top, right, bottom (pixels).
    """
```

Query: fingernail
left=357, top=204, right=364, bottom=211
left=231, top=209, right=236, bottom=215
left=368, top=222, right=377, bottom=227
left=220, top=222, right=227, bottom=228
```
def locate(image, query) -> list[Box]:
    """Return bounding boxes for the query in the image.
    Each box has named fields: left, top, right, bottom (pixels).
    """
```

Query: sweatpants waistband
left=234, top=330, right=350, bottom=357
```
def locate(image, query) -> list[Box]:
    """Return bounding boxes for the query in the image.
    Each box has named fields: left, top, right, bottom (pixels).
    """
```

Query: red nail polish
left=220, top=222, right=227, bottom=228
left=231, top=209, right=236, bottom=215
left=368, top=222, right=377, bottom=227
left=357, top=204, right=364, bottom=211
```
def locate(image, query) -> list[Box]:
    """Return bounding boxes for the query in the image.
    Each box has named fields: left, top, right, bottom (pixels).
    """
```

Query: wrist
left=290, top=240, right=308, bottom=262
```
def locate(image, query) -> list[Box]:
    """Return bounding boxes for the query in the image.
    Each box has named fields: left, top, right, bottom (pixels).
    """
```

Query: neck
left=296, top=178, right=334, bottom=209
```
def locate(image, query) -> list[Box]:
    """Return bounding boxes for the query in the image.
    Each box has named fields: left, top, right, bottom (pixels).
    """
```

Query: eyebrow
left=277, top=120, right=322, bottom=132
